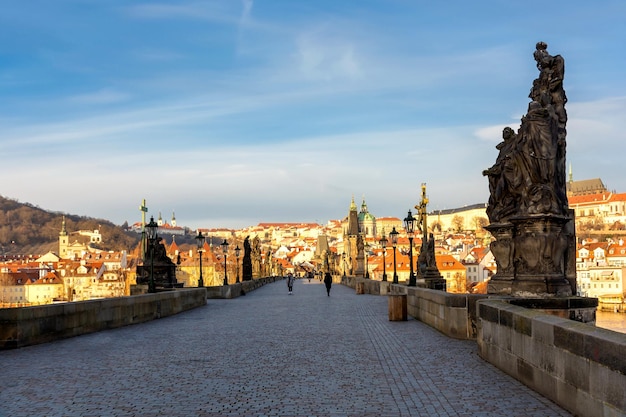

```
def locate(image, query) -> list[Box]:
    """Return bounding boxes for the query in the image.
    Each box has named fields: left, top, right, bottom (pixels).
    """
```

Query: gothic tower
left=59, top=216, right=69, bottom=259
left=343, top=196, right=361, bottom=276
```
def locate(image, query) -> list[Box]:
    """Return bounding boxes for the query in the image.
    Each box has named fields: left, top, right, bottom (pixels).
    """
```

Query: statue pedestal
left=486, top=215, right=573, bottom=297
left=423, top=268, right=447, bottom=291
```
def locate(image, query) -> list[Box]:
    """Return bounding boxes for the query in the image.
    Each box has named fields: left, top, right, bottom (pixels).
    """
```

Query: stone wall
left=0, top=288, right=206, bottom=350
left=477, top=299, right=626, bottom=417
left=403, top=286, right=487, bottom=339
left=205, top=276, right=281, bottom=299
left=342, top=277, right=486, bottom=340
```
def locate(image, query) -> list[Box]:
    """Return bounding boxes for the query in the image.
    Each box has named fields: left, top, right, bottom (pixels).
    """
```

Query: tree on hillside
left=451, top=215, right=464, bottom=233
left=0, top=195, right=140, bottom=255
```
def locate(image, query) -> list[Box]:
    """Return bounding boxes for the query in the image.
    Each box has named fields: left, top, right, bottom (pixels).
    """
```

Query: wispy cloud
left=67, top=89, right=131, bottom=105
left=293, top=26, right=363, bottom=81
left=125, top=2, right=236, bottom=23
left=240, top=0, right=254, bottom=27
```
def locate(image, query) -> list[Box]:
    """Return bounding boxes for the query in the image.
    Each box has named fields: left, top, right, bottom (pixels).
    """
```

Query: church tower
left=171, top=211, right=177, bottom=227
left=59, top=216, right=69, bottom=259
left=346, top=196, right=360, bottom=237
left=342, top=196, right=361, bottom=276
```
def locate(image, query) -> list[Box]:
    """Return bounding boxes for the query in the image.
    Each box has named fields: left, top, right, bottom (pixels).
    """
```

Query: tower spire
left=60, top=216, right=67, bottom=236
left=569, top=163, right=573, bottom=183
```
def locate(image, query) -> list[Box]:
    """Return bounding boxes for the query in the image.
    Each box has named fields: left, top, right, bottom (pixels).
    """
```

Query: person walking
left=286, top=272, right=295, bottom=295
left=324, top=272, right=332, bottom=296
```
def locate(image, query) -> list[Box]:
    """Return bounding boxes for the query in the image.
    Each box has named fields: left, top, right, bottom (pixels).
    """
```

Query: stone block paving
left=0, top=279, right=572, bottom=417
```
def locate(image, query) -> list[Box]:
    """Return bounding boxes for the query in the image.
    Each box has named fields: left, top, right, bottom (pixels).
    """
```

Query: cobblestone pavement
left=0, top=279, right=572, bottom=417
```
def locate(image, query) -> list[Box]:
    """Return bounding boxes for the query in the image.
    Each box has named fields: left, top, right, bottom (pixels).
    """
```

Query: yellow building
left=24, top=272, right=64, bottom=305
left=430, top=204, right=489, bottom=233
left=436, top=254, right=467, bottom=293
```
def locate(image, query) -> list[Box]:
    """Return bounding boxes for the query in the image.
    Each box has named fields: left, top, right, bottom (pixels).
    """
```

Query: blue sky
left=1, top=1, right=625, bottom=230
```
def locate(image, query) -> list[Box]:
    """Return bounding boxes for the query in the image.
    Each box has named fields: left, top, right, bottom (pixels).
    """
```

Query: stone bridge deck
left=0, top=279, right=572, bottom=417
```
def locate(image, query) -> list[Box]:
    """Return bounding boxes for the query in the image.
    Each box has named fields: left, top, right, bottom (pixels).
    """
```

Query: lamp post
left=235, top=245, right=241, bottom=283
left=404, top=210, right=417, bottom=287
left=364, top=240, right=370, bottom=279
left=195, top=230, right=205, bottom=287
left=145, top=216, right=158, bottom=293
left=379, top=232, right=388, bottom=281
left=220, top=239, right=229, bottom=285
left=389, top=227, right=399, bottom=284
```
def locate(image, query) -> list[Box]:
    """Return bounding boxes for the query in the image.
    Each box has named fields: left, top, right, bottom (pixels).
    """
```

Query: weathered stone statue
left=414, top=183, right=446, bottom=290
left=265, top=249, right=272, bottom=277
left=251, top=236, right=261, bottom=279
left=483, top=42, right=574, bottom=297
left=242, top=236, right=253, bottom=281
left=136, top=237, right=179, bottom=289
left=355, top=234, right=365, bottom=277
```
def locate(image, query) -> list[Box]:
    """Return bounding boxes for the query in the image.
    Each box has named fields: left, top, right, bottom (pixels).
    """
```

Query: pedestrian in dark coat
left=286, top=272, right=295, bottom=295
left=324, top=272, right=332, bottom=296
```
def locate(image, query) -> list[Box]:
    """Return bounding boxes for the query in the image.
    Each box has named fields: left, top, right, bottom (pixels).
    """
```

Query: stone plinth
left=388, top=294, right=407, bottom=321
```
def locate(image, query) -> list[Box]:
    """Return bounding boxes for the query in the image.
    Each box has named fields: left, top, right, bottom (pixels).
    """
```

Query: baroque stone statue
left=242, top=236, right=253, bottom=281
left=483, top=42, right=574, bottom=297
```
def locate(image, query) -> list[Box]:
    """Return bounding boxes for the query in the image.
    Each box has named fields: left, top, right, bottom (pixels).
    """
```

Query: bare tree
left=452, top=215, right=464, bottom=233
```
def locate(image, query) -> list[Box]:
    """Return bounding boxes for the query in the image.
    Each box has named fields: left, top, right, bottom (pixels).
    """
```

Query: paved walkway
left=0, top=279, right=572, bottom=417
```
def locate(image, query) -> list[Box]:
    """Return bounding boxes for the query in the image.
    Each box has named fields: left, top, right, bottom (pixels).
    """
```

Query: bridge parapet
left=205, top=276, right=281, bottom=299
left=478, top=299, right=625, bottom=417
left=0, top=288, right=206, bottom=350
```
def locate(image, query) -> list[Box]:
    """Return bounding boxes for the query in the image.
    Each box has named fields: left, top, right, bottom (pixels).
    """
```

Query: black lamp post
left=404, top=210, right=417, bottom=287
left=195, top=230, right=205, bottom=287
left=220, top=239, right=229, bottom=285
left=379, top=232, right=388, bottom=281
left=235, top=245, right=241, bottom=283
left=389, top=227, right=399, bottom=284
left=145, top=216, right=158, bottom=293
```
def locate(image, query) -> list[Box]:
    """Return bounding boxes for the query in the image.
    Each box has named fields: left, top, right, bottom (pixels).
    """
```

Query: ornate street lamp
left=379, top=232, right=388, bottom=281
left=220, top=239, right=229, bottom=285
left=389, top=227, right=399, bottom=284
left=195, top=230, right=205, bottom=287
left=145, top=216, right=158, bottom=293
left=235, top=245, right=241, bottom=283
left=404, top=210, right=417, bottom=287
